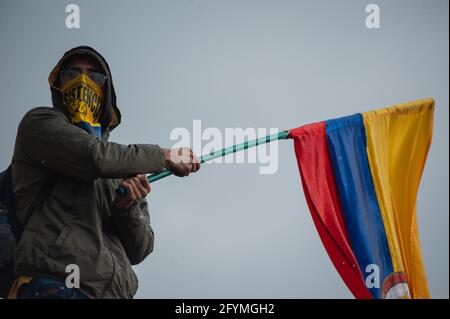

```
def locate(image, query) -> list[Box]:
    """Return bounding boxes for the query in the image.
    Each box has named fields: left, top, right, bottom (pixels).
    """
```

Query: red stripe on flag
left=289, top=123, right=371, bottom=299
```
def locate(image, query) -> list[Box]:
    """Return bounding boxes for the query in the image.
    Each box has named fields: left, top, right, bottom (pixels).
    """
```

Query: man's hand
left=162, top=147, right=200, bottom=177
left=115, top=174, right=151, bottom=209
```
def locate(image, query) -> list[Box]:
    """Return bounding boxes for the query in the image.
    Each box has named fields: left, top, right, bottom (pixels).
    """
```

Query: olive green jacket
left=11, top=46, right=165, bottom=298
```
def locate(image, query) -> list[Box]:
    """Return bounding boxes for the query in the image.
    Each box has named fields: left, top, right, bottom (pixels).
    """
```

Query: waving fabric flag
left=289, top=98, right=434, bottom=299
left=114, top=96, right=434, bottom=299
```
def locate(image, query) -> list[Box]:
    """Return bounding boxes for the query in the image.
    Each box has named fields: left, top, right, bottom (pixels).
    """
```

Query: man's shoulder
left=22, top=106, right=65, bottom=119
left=19, top=107, right=67, bottom=128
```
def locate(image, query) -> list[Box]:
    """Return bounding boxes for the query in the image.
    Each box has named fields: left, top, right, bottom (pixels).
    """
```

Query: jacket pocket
left=49, top=224, right=71, bottom=255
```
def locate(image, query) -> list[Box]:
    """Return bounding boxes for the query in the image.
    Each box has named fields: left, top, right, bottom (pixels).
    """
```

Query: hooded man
left=8, top=46, right=200, bottom=299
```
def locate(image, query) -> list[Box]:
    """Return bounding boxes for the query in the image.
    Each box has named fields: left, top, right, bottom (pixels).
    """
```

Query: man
left=8, top=46, right=200, bottom=299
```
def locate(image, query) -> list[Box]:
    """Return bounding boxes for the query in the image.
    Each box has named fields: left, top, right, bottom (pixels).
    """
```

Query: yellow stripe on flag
left=363, top=98, right=434, bottom=298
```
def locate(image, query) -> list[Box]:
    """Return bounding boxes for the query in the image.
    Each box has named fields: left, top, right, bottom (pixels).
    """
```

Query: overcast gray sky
left=0, top=0, right=448, bottom=298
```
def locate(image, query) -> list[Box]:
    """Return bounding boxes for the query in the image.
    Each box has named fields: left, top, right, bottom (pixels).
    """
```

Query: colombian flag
left=289, top=98, right=434, bottom=299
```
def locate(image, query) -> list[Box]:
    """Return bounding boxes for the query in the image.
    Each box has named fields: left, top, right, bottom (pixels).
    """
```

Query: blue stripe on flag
left=325, top=113, right=393, bottom=299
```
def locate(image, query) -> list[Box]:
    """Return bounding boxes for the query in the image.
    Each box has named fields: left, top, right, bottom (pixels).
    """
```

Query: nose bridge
left=79, top=66, right=92, bottom=75
left=79, top=72, right=89, bottom=82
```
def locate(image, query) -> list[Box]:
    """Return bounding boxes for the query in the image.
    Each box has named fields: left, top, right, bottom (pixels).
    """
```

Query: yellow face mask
left=60, top=73, right=104, bottom=137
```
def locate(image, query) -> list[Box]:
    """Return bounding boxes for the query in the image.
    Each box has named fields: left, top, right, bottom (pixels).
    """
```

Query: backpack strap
left=7, top=164, right=59, bottom=240
left=1, top=165, right=19, bottom=239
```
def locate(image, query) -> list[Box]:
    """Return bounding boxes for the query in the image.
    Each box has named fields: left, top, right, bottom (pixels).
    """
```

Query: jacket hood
left=48, top=46, right=121, bottom=135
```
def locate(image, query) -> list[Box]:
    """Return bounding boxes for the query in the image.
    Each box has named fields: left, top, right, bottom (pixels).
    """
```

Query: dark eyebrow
left=62, top=67, right=104, bottom=73
left=87, top=67, right=104, bottom=73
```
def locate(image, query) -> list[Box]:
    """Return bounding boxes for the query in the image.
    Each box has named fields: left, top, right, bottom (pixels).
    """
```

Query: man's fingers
left=192, top=154, right=200, bottom=172
left=167, top=148, right=201, bottom=177
left=138, top=174, right=151, bottom=193
left=193, top=154, right=200, bottom=163
left=115, top=175, right=151, bottom=209
left=126, top=179, right=140, bottom=201
left=134, top=176, right=149, bottom=197
left=172, top=164, right=186, bottom=177
left=128, top=178, right=146, bottom=199
left=123, top=180, right=136, bottom=201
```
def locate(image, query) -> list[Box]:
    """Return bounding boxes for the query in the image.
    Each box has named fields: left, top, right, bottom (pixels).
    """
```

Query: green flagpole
left=116, top=129, right=290, bottom=196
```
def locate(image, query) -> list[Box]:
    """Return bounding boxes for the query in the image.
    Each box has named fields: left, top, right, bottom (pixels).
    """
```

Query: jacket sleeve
left=110, top=198, right=154, bottom=265
left=17, top=107, right=165, bottom=179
